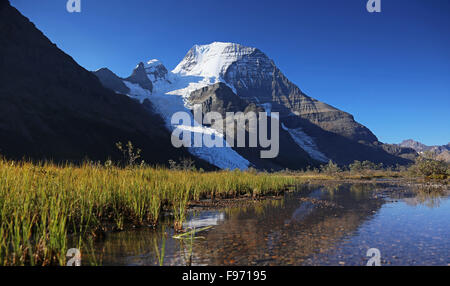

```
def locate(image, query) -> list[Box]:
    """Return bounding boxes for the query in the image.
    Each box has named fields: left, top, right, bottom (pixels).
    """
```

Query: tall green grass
left=0, top=159, right=296, bottom=265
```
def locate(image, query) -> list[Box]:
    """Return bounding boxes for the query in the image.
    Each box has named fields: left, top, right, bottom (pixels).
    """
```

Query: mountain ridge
left=397, top=139, right=450, bottom=162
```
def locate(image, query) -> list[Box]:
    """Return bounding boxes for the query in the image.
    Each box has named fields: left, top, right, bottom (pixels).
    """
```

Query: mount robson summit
left=0, top=1, right=415, bottom=170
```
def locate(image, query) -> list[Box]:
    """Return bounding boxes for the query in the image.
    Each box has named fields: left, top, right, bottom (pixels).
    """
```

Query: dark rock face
left=282, top=116, right=411, bottom=166
left=0, top=1, right=210, bottom=168
left=93, top=68, right=130, bottom=94
left=223, top=49, right=378, bottom=143
left=124, top=62, right=153, bottom=92
left=189, top=83, right=263, bottom=117
left=381, top=144, right=418, bottom=161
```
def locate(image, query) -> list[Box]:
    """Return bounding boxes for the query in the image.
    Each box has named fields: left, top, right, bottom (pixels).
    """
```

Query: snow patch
left=123, top=81, right=151, bottom=102
left=144, top=59, right=163, bottom=68
left=282, top=124, right=329, bottom=162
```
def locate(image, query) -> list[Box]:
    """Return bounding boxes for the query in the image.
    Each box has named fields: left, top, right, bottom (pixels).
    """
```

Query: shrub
left=168, top=158, right=196, bottom=171
left=320, top=160, right=341, bottom=174
left=116, top=141, right=142, bottom=167
left=349, top=160, right=363, bottom=173
left=410, top=157, right=448, bottom=180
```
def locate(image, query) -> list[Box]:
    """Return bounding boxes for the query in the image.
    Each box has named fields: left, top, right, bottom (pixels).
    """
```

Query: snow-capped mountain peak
left=172, top=42, right=257, bottom=79
left=144, top=59, right=171, bottom=84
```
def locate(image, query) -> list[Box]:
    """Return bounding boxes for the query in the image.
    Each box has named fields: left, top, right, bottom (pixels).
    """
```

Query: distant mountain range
left=1, top=1, right=418, bottom=170
left=398, top=140, right=450, bottom=162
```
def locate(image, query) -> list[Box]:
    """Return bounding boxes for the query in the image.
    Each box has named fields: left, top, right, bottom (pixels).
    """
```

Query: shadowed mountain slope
left=0, top=1, right=211, bottom=168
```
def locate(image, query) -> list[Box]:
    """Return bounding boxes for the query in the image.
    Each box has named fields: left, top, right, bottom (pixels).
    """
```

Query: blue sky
left=10, top=0, right=450, bottom=146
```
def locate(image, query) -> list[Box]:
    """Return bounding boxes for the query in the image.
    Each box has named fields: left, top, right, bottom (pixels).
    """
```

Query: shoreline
left=185, top=177, right=449, bottom=212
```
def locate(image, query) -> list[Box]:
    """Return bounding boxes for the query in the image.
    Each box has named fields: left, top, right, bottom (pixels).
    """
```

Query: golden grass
left=0, top=159, right=297, bottom=265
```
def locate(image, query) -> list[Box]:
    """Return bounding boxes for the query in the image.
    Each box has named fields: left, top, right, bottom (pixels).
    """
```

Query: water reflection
left=403, top=187, right=448, bottom=208
left=85, top=183, right=450, bottom=266
left=183, top=211, right=225, bottom=229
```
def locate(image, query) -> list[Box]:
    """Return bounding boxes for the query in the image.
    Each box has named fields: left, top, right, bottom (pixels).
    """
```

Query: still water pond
left=86, top=182, right=450, bottom=266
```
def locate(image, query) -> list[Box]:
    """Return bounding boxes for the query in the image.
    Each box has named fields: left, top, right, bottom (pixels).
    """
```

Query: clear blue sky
left=10, top=0, right=450, bottom=146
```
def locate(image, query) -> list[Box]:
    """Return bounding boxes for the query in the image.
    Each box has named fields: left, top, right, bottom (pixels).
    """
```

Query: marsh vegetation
left=0, top=157, right=296, bottom=265
left=0, top=147, right=447, bottom=265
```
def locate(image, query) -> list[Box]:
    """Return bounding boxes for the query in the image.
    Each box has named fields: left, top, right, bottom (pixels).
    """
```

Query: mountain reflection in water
left=84, top=183, right=450, bottom=266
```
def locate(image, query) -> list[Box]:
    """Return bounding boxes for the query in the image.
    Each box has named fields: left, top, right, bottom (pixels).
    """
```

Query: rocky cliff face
left=399, top=139, right=430, bottom=153
left=380, top=143, right=418, bottom=161
left=0, top=1, right=211, bottom=168
left=144, top=60, right=171, bottom=84
left=399, top=139, right=449, bottom=153
left=189, top=83, right=263, bottom=117
left=398, top=140, right=450, bottom=162
left=124, top=62, right=154, bottom=92
left=188, top=83, right=320, bottom=170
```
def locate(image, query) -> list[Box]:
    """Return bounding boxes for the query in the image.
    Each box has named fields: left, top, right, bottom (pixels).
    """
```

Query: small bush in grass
left=168, top=158, right=196, bottom=171
left=320, top=160, right=341, bottom=175
left=116, top=141, right=142, bottom=167
left=410, top=157, right=448, bottom=181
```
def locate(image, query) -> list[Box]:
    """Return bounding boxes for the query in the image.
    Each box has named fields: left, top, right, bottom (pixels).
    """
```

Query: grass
left=0, top=156, right=446, bottom=266
left=0, top=158, right=297, bottom=266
